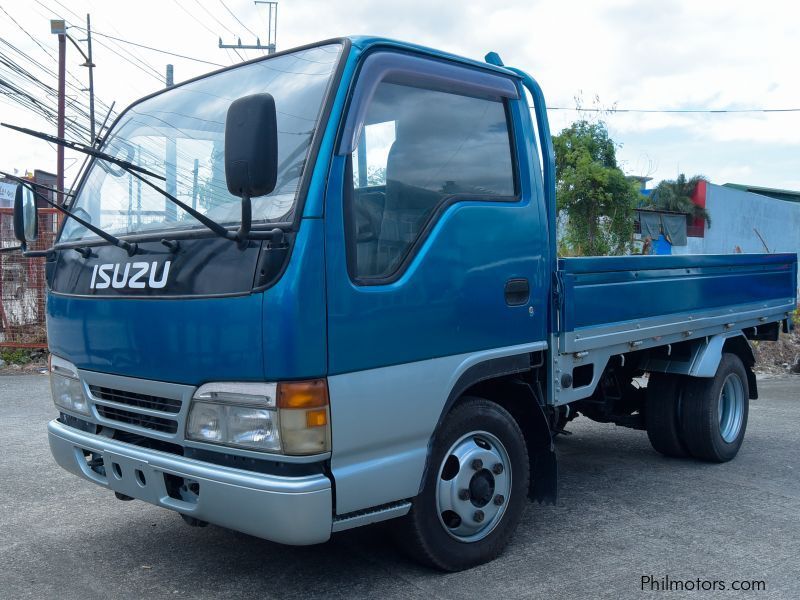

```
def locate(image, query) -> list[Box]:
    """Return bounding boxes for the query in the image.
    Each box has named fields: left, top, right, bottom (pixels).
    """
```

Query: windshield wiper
left=2, top=123, right=165, bottom=181
left=2, top=123, right=253, bottom=245
left=0, top=171, right=137, bottom=256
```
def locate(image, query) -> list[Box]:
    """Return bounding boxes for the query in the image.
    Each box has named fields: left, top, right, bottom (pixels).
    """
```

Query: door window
left=347, top=80, right=515, bottom=280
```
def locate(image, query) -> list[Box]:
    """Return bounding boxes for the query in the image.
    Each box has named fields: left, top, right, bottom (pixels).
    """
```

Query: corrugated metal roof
left=723, top=183, right=800, bottom=203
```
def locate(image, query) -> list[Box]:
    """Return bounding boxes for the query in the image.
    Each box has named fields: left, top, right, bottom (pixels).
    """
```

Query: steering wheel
left=97, top=141, right=136, bottom=178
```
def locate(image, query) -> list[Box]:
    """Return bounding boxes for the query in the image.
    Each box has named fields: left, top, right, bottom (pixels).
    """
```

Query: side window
left=352, top=121, right=395, bottom=188
left=348, top=80, right=515, bottom=280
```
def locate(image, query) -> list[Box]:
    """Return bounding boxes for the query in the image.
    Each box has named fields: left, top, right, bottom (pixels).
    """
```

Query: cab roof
left=346, top=35, right=521, bottom=80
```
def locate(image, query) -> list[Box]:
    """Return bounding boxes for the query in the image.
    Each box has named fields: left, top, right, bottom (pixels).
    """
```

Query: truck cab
left=9, top=36, right=795, bottom=571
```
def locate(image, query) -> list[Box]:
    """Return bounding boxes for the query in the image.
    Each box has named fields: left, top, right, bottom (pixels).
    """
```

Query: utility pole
left=51, top=19, right=67, bottom=206
left=219, top=1, right=277, bottom=55
left=50, top=16, right=97, bottom=205
left=84, top=14, right=96, bottom=144
left=254, top=1, right=277, bottom=54
left=165, top=65, right=177, bottom=222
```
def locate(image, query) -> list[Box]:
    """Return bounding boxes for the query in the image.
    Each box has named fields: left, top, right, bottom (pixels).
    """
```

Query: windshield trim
left=57, top=37, right=351, bottom=248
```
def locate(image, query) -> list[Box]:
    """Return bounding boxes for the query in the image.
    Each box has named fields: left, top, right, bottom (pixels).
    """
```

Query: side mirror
left=224, top=93, right=278, bottom=199
left=13, top=184, right=38, bottom=244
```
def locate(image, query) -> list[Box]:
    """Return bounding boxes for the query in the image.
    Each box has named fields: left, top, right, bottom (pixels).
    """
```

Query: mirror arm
left=247, top=228, right=285, bottom=243
left=235, top=192, right=252, bottom=247
left=22, top=248, right=54, bottom=258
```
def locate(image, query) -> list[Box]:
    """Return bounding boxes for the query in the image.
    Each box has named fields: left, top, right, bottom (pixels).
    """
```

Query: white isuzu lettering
left=89, top=261, right=171, bottom=290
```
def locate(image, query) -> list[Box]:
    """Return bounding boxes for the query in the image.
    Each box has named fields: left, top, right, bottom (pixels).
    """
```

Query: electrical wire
left=172, top=0, right=219, bottom=37
left=218, top=0, right=258, bottom=38
left=193, top=0, right=237, bottom=37
left=70, top=26, right=225, bottom=68
left=544, top=106, right=800, bottom=114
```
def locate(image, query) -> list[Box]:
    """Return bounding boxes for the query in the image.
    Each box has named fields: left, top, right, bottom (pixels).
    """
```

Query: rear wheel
left=645, top=372, right=688, bottom=457
left=681, top=353, right=749, bottom=462
left=396, top=397, right=529, bottom=571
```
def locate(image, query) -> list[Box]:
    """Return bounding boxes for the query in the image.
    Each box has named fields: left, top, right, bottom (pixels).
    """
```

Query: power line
left=193, top=0, right=237, bottom=37
left=0, top=4, right=57, bottom=62
left=71, top=26, right=225, bottom=67
left=172, top=0, right=219, bottom=37
left=219, top=0, right=258, bottom=38
left=88, top=35, right=164, bottom=83
left=545, top=106, right=800, bottom=114
left=40, top=0, right=165, bottom=85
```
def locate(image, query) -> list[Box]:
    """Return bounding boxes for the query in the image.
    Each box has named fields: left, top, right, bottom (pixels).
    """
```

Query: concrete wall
left=673, top=183, right=800, bottom=258
left=672, top=183, right=800, bottom=293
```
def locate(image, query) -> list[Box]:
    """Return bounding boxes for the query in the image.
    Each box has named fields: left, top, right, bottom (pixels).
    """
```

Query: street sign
left=50, top=19, right=66, bottom=35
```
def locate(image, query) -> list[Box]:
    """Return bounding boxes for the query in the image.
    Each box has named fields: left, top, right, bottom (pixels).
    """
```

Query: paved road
left=2, top=374, right=798, bottom=599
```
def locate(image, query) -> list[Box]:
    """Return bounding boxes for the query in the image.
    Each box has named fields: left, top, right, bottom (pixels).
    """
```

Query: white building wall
left=672, top=183, right=800, bottom=256
left=671, top=183, right=800, bottom=292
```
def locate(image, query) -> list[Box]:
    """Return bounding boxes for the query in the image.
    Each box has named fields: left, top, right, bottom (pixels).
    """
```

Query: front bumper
left=48, top=419, right=333, bottom=545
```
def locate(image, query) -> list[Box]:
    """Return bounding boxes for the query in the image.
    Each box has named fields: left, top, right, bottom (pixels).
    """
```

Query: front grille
left=95, top=405, right=178, bottom=434
left=89, top=385, right=182, bottom=414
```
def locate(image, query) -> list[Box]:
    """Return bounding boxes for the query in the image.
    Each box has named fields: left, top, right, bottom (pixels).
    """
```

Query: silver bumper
left=48, top=419, right=333, bottom=545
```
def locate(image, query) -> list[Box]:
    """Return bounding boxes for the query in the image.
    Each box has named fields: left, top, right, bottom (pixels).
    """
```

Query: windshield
left=61, top=43, right=342, bottom=242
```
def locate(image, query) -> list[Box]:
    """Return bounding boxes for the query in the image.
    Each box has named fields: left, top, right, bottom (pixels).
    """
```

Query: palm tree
left=648, top=174, right=711, bottom=228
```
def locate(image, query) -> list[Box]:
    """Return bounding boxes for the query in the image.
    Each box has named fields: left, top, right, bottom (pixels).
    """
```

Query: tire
left=645, top=372, right=689, bottom=457
left=396, top=397, right=529, bottom=571
left=681, top=353, right=749, bottom=462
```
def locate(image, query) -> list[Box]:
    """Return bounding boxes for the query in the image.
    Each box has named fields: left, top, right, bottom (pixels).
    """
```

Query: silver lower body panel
left=48, top=419, right=332, bottom=545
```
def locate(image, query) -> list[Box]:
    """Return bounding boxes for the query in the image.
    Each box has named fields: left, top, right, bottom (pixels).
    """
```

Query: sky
left=1, top=0, right=799, bottom=191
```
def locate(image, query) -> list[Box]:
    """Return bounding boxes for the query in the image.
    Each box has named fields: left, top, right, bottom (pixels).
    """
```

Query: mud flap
left=530, top=448, right=558, bottom=505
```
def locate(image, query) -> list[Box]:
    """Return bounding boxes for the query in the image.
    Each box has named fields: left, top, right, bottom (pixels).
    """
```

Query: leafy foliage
left=647, top=173, right=711, bottom=228
left=553, top=120, right=639, bottom=256
left=0, top=348, right=34, bottom=365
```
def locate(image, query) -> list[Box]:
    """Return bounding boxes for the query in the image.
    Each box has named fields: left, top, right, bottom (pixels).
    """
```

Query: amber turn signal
left=305, top=408, right=328, bottom=428
left=277, top=379, right=329, bottom=408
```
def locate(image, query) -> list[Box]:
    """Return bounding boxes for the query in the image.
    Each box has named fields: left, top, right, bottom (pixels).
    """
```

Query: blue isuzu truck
left=4, top=37, right=796, bottom=571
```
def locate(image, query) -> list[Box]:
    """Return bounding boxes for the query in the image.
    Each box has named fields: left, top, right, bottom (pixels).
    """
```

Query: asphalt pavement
left=1, top=374, right=798, bottom=599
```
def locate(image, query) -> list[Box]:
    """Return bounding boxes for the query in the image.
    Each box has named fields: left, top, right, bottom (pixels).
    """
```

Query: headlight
left=186, top=380, right=330, bottom=455
left=49, top=355, right=89, bottom=416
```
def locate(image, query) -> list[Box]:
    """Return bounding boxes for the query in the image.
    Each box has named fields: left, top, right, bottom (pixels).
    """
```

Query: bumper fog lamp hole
left=135, top=469, right=147, bottom=487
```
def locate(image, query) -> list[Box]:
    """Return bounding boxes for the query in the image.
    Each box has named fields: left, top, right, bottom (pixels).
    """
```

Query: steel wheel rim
left=435, top=430, right=512, bottom=543
left=718, top=373, right=745, bottom=443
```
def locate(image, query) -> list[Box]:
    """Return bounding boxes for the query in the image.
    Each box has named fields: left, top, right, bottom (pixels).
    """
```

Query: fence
left=0, top=208, right=59, bottom=348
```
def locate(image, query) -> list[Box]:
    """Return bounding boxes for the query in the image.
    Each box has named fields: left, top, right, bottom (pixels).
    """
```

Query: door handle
left=504, top=278, right=530, bottom=306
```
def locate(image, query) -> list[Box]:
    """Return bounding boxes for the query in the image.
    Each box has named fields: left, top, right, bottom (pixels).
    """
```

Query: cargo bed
left=552, top=253, right=797, bottom=404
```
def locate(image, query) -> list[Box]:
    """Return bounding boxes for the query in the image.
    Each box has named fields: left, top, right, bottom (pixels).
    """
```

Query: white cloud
left=1, top=0, right=799, bottom=189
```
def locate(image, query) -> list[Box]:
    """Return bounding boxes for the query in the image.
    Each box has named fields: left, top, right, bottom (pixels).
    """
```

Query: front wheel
left=396, top=397, right=529, bottom=571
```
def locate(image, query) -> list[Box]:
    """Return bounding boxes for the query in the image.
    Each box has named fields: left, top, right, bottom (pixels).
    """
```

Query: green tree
left=647, top=173, right=711, bottom=227
left=553, top=120, right=639, bottom=256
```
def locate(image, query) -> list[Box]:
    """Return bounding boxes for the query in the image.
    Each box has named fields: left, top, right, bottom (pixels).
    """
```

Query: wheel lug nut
left=473, top=510, right=484, bottom=523
left=458, top=489, right=470, bottom=501
left=492, top=462, right=504, bottom=475
left=471, top=459, right=483, bottom=471
left=494, top=494, right=505, bottom=506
